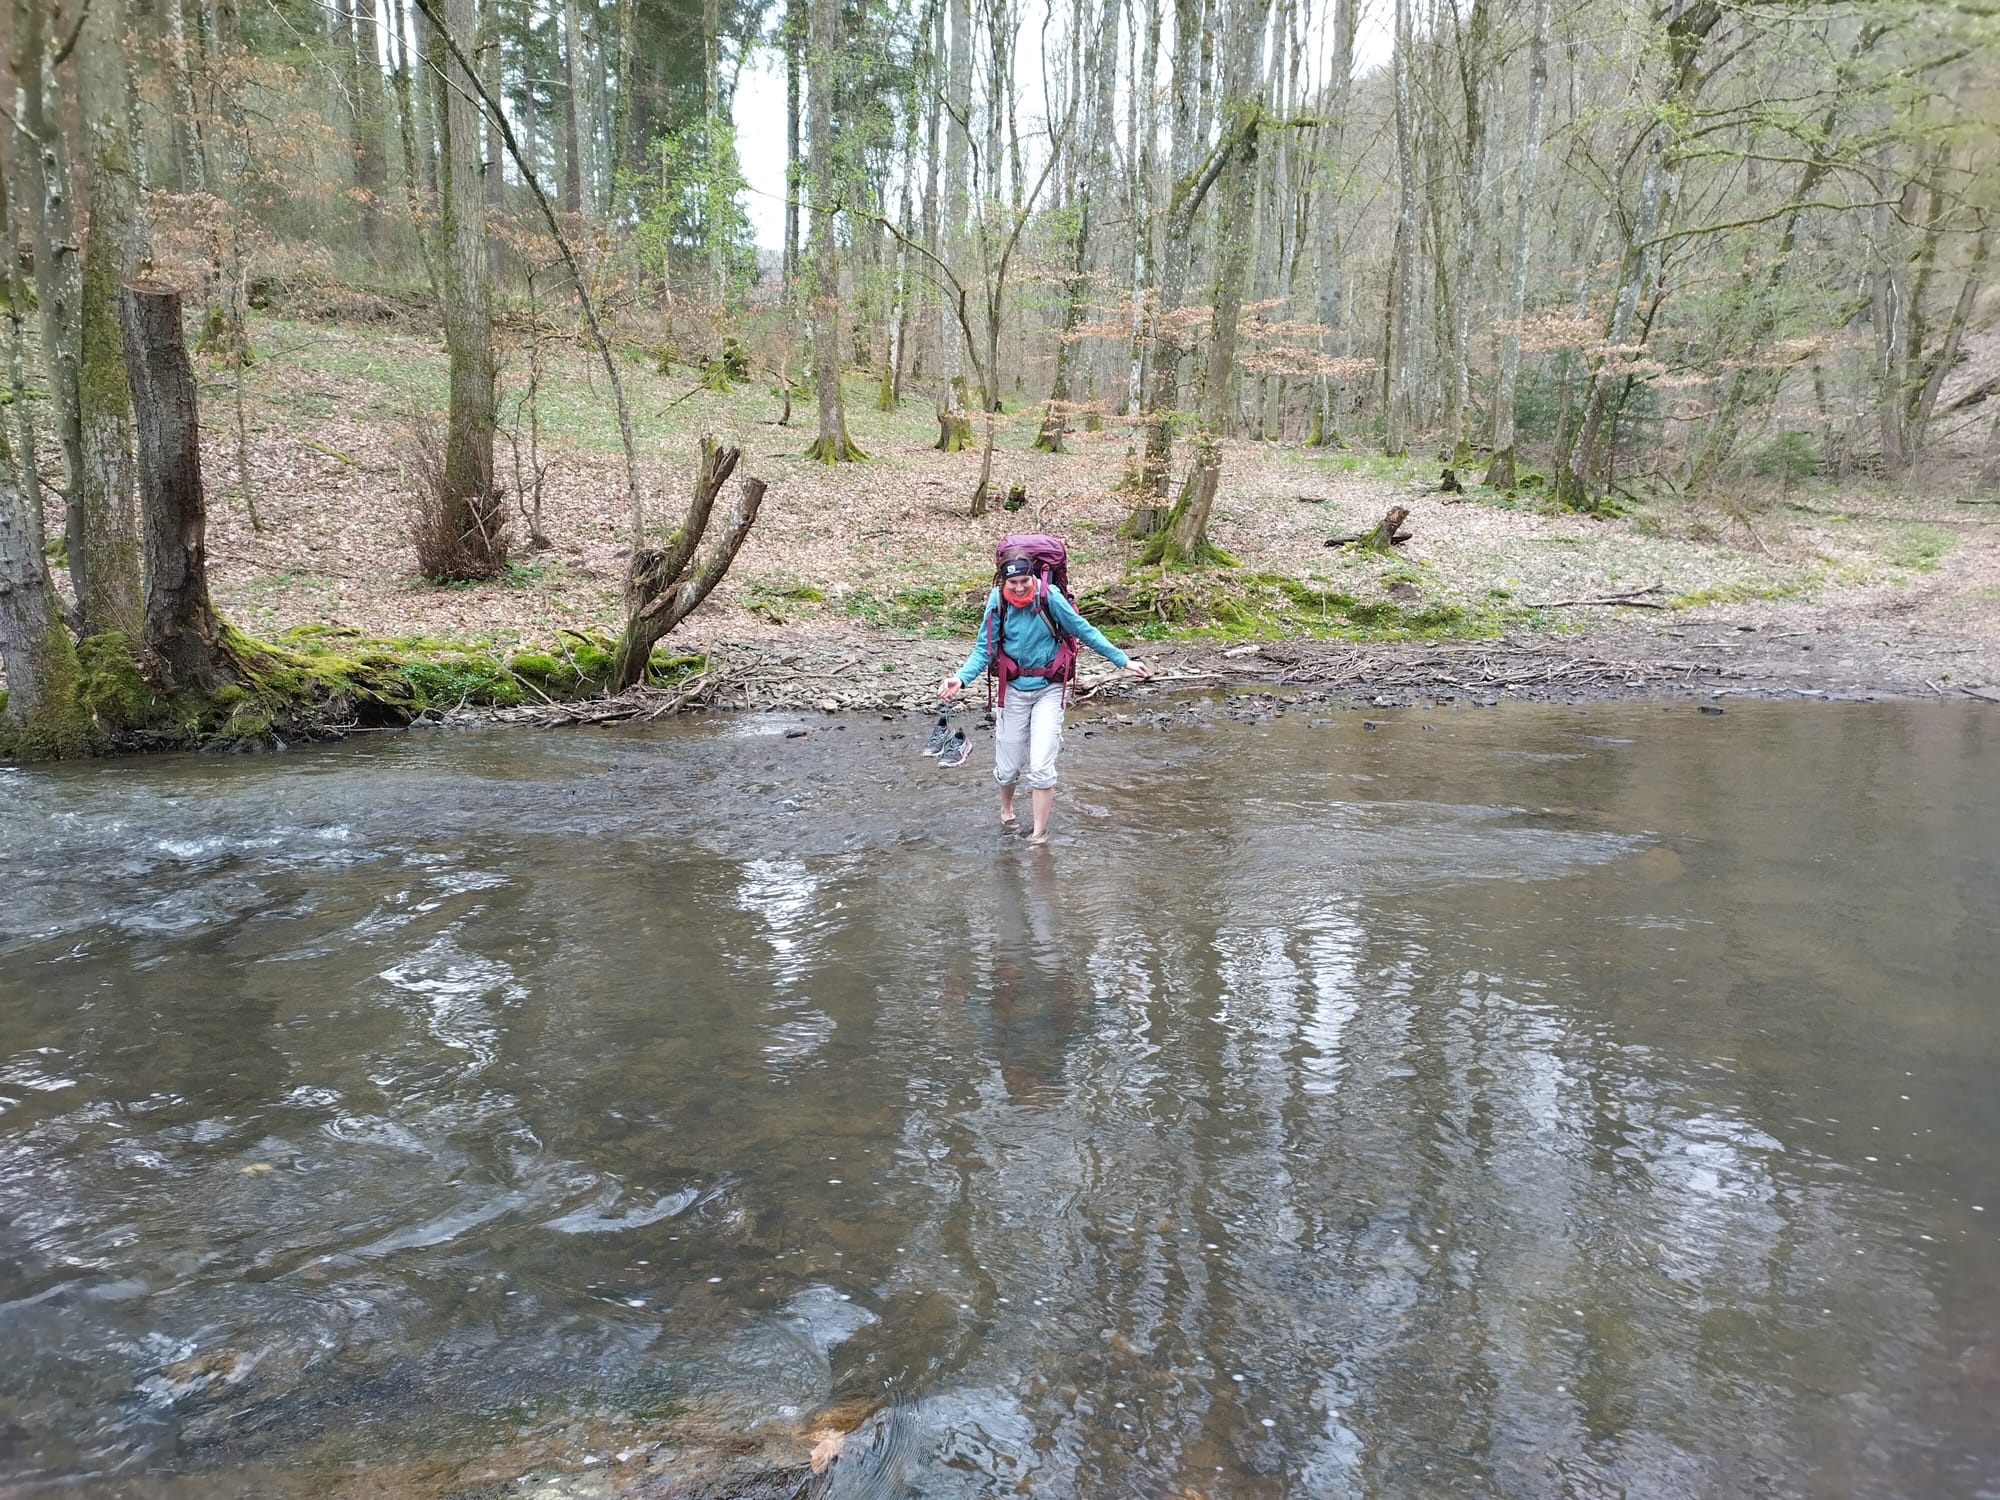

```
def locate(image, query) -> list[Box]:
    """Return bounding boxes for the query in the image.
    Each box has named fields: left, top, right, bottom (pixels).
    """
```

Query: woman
left=938, top=550, right=1151, bottom=844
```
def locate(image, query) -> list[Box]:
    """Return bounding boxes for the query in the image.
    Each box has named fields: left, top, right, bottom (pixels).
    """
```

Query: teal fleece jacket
left=954, top=586, right=1130, bottom=692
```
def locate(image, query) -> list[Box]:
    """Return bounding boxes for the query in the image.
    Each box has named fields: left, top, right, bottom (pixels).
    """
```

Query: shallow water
left=1, top=701, right=1996, bottom=1498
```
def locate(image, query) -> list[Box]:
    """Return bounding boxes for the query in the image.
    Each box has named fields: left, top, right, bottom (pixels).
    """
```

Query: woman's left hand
left=1126, top=660, right=1153, bottom=680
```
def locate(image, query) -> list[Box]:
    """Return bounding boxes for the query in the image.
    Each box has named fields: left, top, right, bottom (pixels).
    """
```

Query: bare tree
left=804, top=0, right=863, bottom=462
left=1485, top=0, right=1550, bottom=490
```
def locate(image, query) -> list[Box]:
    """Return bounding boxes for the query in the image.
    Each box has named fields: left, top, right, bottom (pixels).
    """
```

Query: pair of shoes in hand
left=924, top=715, right=971, bottom=768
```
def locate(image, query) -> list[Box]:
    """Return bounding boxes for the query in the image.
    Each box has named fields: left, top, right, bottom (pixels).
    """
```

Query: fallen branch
left=301, top=437, right=359, bottom=465
left=1524, top=582, right=1668, bottom=609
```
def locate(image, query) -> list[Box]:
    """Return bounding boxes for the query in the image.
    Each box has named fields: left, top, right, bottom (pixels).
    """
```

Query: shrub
left=405, top=417, right=510, bottom=583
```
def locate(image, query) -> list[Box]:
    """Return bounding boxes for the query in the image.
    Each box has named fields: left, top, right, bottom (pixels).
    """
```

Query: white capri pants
left=993, top=684, right=1065, bottom=790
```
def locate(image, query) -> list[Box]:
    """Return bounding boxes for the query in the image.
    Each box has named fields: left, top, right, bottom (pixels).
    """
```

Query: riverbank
left=8, top=309, right=1998, bottom=758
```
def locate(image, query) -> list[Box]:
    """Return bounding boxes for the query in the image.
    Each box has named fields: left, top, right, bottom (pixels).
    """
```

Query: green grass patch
left=841, top=580, right=988, bottom=635
left=1885, top=525, right=1955, bottom=573
left=1668, top=580, right=1804, bottom=609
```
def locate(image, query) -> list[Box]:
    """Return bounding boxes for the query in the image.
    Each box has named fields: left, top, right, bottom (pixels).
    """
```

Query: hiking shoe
left=923, top=714, right=952, bottom=755
left=937, top=729, right=972, bottom=768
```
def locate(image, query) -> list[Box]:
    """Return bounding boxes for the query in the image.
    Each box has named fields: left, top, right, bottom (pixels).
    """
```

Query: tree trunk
left=431, top=0, right=501, bottom=569
left=613, top=438, right=768, bottom=690
left=1382, top=0, right=1417, bottom=457
left=704, top=0, right=726, bottom=320
left=1554, top=2, right=1717, bottom=509
left=351, top=0, right=388, bottom=250
left=940, top=0, right=972, bottom=398
left=1123, top=0, right=1161, bottom=417
left=0, top=157, right=88, bottom=758
left=1137, top=0, right=1209, bottom=506
left=1484, top=0, right=1549, bottom=490
left=20, top=0, right=89, bottom=616
left=480, top=0, right=504, bottom=277
left=160, top=0, right=209, bottom=192
left=1163, top=0, right=1266, bottom=561
left=784, top=0, right=803, bottom=290
left=1444, top=0, right=1493, bottom=465
left=561, top=0, right=584, bottom=215
left=803, top=0, right=861, bottom=462
left=0, top=437, right=87, bottom=757
left=78, top=110, right=145, bottom=641
left=119, top=286, right=236, bottom=694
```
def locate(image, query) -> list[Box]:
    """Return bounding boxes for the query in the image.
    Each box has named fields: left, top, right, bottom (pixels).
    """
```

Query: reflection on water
left=1, top=703, right=1996, bottom=1498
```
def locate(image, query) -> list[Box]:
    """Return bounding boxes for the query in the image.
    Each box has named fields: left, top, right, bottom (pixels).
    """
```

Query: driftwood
left=1524, top=582, right=1667, bottom=609
left=1325, top=506, right=1412, bottom=551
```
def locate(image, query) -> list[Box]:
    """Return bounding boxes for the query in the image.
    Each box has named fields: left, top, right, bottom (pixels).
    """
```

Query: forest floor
left=56, top=308, right=2000, bottom=722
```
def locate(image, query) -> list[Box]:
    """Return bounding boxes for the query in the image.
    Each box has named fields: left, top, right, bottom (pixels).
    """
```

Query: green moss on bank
left=4, top=623, right=681, bottom=761
left=1078, top=569, right=1514, bottom=644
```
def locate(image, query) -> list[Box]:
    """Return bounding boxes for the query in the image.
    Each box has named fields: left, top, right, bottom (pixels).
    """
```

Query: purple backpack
left=985, top=533, right=1078, bottom=705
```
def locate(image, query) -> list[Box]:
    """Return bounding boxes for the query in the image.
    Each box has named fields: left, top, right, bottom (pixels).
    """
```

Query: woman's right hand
left=938, top=676, right=964, bottom=701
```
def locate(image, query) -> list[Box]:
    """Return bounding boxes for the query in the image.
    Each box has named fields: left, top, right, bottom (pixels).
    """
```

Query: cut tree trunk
left=612, top=437, right=768, bottom=690
left=119, top=286, right=238, bottom=694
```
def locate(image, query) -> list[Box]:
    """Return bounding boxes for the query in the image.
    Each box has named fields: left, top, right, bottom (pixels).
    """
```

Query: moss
left=1074, top=570, right=1508, bottom=644
left=1135, top=530, right=1240, bottom=569
left=75, top=631, right=156, bottom=730
left=3, top=612, right=102, bottom=760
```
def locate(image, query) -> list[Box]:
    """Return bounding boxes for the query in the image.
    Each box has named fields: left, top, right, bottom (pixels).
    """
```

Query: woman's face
left=1001, top=574, right=1038, bottom=607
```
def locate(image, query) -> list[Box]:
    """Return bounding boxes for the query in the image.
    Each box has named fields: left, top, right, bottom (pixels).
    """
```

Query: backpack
left=984, top=533, right=1078, bottom=707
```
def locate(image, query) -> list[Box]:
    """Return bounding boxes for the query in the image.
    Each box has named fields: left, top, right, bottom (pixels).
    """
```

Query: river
left=2, top=700, right=1995, bottom=1498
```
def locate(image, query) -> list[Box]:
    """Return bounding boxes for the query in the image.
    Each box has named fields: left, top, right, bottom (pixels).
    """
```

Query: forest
left=1, top=0, right=1996, bottom=757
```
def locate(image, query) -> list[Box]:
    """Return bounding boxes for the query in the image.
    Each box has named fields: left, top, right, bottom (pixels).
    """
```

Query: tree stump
left=1324, top=506, right=1412, bottom=552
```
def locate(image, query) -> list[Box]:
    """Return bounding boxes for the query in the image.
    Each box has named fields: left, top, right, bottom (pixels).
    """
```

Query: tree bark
left=431, top=0, right=501, bottom=568
left=119, top=286, right=236, bottom=694
left=1137, top=0, right=1211, bottom=506
left=0, top=153, right=87, bottom=757
left=940, top=0, right=972, bottom=398
left=804, top=0, right=861, bottom=463
left=479, top=0, right=503, bottom=276
left=1485, top=0, right=1549, bottom=490
left=161, top=0, right=209, bottom=192
left=1164, top=0, right=1266, bottom=560
left=1382, top=0, right=1417, bottom=457
left=1554, top=2, right=1717, bottom=509
left=613, top=438, right=768, bottom=690
left=1123, top=0, right=1161, bottom=416
left=78, top=109, right=145, bottom=640
left=561, top=0, right=585, bottom=215
left=351, top=0, right=389, bottom=250
left=19, top=0, right=89, bottom=615
left=784, top=0, right=804, bottom=290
